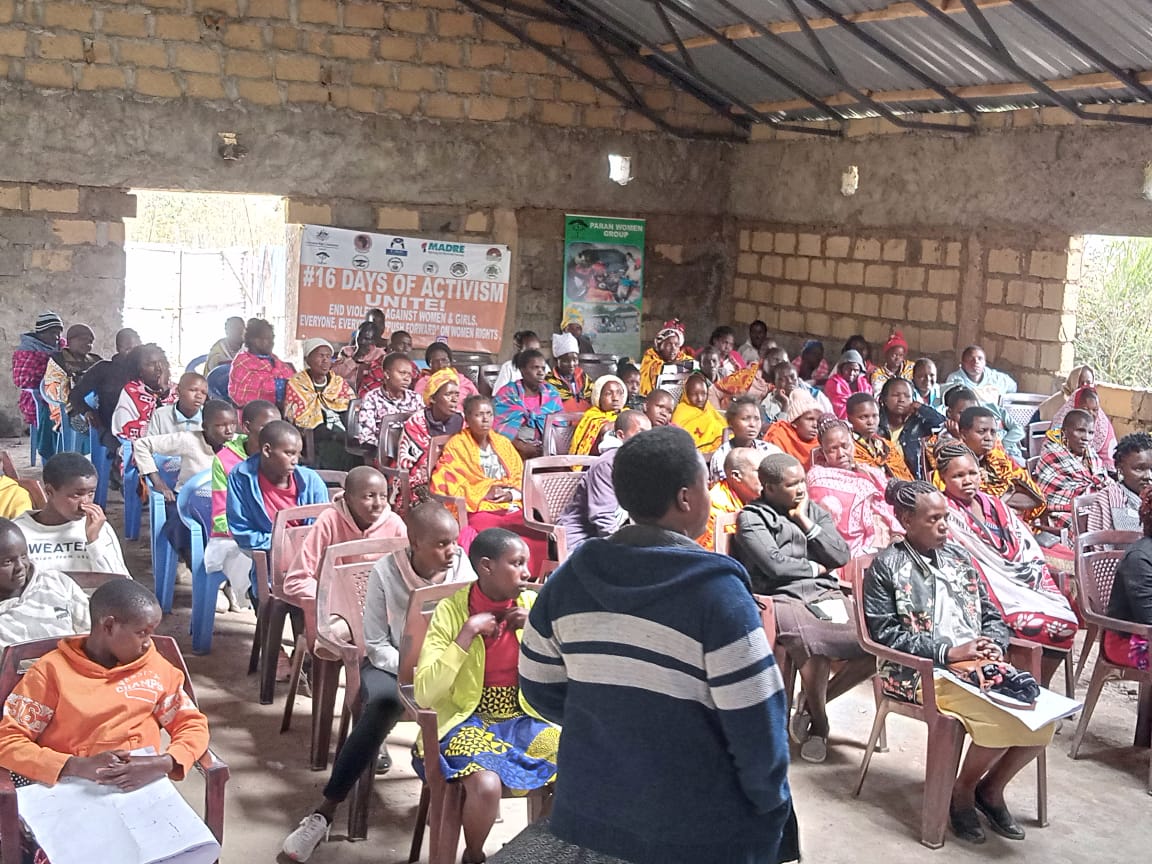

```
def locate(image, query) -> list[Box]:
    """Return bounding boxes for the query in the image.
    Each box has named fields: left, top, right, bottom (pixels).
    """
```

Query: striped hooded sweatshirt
left=519, top=524, right=794, bottom=864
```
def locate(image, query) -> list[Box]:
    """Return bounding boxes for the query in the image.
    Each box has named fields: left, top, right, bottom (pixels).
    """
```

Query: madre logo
left=421, top=241, right=465, bottom=256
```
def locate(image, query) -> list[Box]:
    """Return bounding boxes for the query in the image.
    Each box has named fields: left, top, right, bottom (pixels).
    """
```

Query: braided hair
left=884, top=478, right=939, bottom=518
left=933, top=439, right=978, bottom=476
left=816, top=414, right=849, bottom=441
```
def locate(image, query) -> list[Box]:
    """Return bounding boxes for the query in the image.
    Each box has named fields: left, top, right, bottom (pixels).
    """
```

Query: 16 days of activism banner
left=292, top=225, right=510, bottom=353
left=562, top=215, right=645, bottom=358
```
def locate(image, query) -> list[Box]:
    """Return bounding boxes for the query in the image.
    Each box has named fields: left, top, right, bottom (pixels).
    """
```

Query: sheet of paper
left=17, top=771, right=219, bottom=864
left=935, top=669, right=1083, bottom=732
left=812, top=598, right=850, bottom=624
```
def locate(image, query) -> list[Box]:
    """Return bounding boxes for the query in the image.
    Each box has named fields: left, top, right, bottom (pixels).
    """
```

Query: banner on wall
left=292, top=225, right=510, bottom=354
left=562, top=214, right=645, bottom=358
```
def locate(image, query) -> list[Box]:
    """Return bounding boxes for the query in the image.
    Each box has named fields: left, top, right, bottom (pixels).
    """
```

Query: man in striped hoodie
left=514, top=425, right=796, bottom=864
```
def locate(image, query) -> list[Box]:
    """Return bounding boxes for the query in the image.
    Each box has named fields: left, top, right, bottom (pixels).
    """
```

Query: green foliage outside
left=1075, top=235, right=1152, bottom=389
left=126, top=191, right=285, bottom=248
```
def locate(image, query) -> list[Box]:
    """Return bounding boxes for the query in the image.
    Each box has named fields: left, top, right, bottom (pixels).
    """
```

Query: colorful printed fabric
left=357, top=385, right=424, bottom=448
left=1103, top=631, right=1149, bottom=670
left=492, top=380, right=564, bottom=442
left=227, top=350, right=296, bottom=407
left=283, top=370, right=353, bottom=431
left=41, top=352, right=100, bottom=428
left=331, top=345, right=385, bottom=397
left=11, top=334, right=57, bottom=425
left=868, top=360, right=916, bottom=391
left=763, top=420, right=819, bottom=467
left=853, top=433, right=913, bottom=481
left=945, top=491, right=1078, bottom=650
left=638, top=347, right=693, bottom=396
left=806, top=464, right=899, bottom=557
left=210, top=437, right=248, bottom=537
left=545, top=366, right=592, bottom=411
left=695, top=480, right=743, bottom=552
left=570, top=407, right=618, bottom=456
left=1051, top=393, right=1119, bottom=471
left=413, top=368, right=479, bottom=401
left=394, top=408, right=463, bottom=497
left=430, top=430, right=523, bottom=514
left=711, top=365, right=764, bottom=408
left=1037, top=429, right=1113, bottom=530
left=115, top=380, right=177, bottom=440
left=1085, top=482, right=1142, bottom=534
left=670, top=393, right=726, bottom=455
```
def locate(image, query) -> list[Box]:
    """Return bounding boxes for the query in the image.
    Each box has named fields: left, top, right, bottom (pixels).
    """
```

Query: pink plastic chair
left=522, top=455, right=597, bottom=567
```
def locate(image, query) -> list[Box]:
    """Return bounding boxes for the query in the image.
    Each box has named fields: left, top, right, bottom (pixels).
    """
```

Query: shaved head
left=178, top=372, right=207, bottom=389
left=759, top=452, right=802, bottom=485
left=405, top=501, right=459, bottom=540
left=725, top=445, right=770, bottom=479
left=344, top=465, right=385, bottom=495
left=258, top=420, right=302, bottom=449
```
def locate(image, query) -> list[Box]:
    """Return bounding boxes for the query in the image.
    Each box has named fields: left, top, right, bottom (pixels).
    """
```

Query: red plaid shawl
left=1037, top=429, right=1112, bottom=530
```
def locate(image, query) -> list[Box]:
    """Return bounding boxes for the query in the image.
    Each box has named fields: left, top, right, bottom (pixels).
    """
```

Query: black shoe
left=375, top=749, right=392, bottom=775
left=975, top=788, right=1025, bottom=840
left=950, top=805, right=986, bottom=844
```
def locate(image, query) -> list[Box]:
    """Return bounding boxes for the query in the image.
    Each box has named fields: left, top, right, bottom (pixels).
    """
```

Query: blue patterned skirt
left=414, top=686, right=558, bottom=793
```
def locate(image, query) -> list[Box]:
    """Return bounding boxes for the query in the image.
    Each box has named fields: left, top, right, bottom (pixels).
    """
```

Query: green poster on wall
left=562, top=214, right=645, bottom=358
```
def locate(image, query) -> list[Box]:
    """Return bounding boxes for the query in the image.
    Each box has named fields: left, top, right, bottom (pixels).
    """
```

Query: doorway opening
left=123, top=191, right=287, bottom=371
left=1076, top=234, right=1152, bottom=389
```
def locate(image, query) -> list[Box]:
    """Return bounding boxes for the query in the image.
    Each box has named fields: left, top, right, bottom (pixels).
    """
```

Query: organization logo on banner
left=423, top=261, right=439, bottom=275
left=352, top=255, right=370, bottom=269
left=423, top=241, right=466, bottom=256
left=450, top=262, right=469, bottom=277
left=387, top=257, right=404, bottom=272
left=386, top=238, right=408, bottom=256
left=486, top=248, right=503, bottom=261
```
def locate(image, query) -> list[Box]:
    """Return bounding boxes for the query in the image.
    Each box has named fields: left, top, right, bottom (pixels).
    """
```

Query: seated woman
left=762, top=390, right=822, bottom=467
left=734, top=453, right=873, bottom=764
left=357, top=353, right=424, bottom=450
left=709, top=396, right=781, bottom=483
left=429, top=396, right=547, bottom=572
left=935, top=442, right=1078, bottom=683
left=545, top=332, right=591, bottom=411
left=912, top=358, right=943, bottom=410
left=763, top=361, right=831, bottom=423
left=638, top=319, right=694, bottom=396
left=953, top=404, right=1046, bottom=523
left=617, top=363, right=644, bottom=410
left=414, top=528, right=558, bottom=864
left=792, top=339, right=829, bottom=387
left=228, top=317, right=296, bottom=408
left=0, top=519, right=90, bottom=648
left=671, top=374, right=726, bottom=457
left=1037, top=364, right=1093, bottom=423
left=1051, top=386, right=1117, bottom=472
left=41, top=324, right=101, bottom=444
left=842, top=334, right=876, bottom=376
left=824, top=350, right=872, bottom=418
left=865, top=480, right=1057, bottom=844
left=492, top=349, right=563, bottom=461
left=492, top=330, right=547, bottom=394
left=332, top=321, right=386, bottom=397
left=283, top=338, right=355, bottom=469
left=868, top=331, right=914, bottom=390
left=846, top=393, right=912, bottom=481
left=806, top=418, right=899, bottom=557
left=1086, top=431, right=1152, bottom=533
left=570, top=374, right=626, bottom=456
left=1037, top=409, right=1115, bottom=531
left=394, top=368, right=463, bottom=500
left=1104, top=486, right=1152, bottom=670
left=413, top=342, right=480, bottom=401
left=878, top=377, right=945, bottom=481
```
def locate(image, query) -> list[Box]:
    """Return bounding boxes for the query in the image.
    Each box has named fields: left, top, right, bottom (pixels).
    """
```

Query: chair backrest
left=838, top=553, right=876, bottom=594
left=1026, top=455, right=1040, bottom=479
left=269, top=503, right=333, bottom=596
left=849, top=558, right=885, bottom=654
left=176, top=469, right=213, bottom=538
left=543, top=412, right=585, bottom=456
left=205, top=364, right=230, bottom=401
left=63, top=570, right=129, bottom=593
left=428, top=434, right=450, bottom=474
left=1076, top=548, right=1127, bottom=627
left=1027, top=421, right=1051, bottom=459
left=397, top=581, right=471, bottom=687
left=0, top=450, right=17, bottom=480
left=316, top=469, right=347, bottom=489
left=0, top=634, right=197, bottom=704
left=315, top=537, right=409, bottom=660
left=375, top=411, right=415, bottom=466
left=345, top=398, right=364, bottom=445
left=379, top=466, right=412, bottom=514
left=1076, top=529, right=1141, bottom=554
left=579, top=354, right=617, bottom=381
left=999, top=392, right=1046, bottom=429
left=19, top=479, right=47, bottom=509
left=522, top=455, right=598, bottom=525
left=751, top=594, right=776, bottom=650
left=185, top=354, right=209, bottom=375
left=713, top=510, right=738, bottom=556
left=1071, top=492, right=1096, bottom=537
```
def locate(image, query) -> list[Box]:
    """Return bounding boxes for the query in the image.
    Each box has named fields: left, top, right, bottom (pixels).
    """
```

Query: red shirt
left=257, top=472, right=298, bottom=520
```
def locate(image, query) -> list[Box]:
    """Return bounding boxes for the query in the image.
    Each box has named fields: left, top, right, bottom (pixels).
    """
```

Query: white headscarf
left=552, top=332, right=579, bottom=357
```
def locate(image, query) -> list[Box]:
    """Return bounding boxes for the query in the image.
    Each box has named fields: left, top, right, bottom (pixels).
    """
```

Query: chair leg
left=1063, top=649, right=1075, bottom=698
left=920, top=719, right=965, bottom=849
left=280, top=634, right=307, bottom=734
left=1069, top=660, right=1111, bottom=759
left=853, top=701, right=889, bottom=796
left=347, top=758, right=375, bottom=841
left=310, top=659, right=340, bottom=772
left=1035, top=748, right=1048, bottom=827
left=259, top=599, right=289, bottom=706
left=409, top=784, right=431, bottom=863
left=334, top=706, right=352, bottom=759
left=433, top=783, right=464, bottom=864
left=190, top=572, right=224, bottom=655
left=248, top=601, right=266, bottom=676
left=1074, top=625, right=1098, bottom=683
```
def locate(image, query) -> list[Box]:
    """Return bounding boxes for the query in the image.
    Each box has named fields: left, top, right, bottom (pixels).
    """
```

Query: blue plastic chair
left=186, top=354, right=209, bottom=375
left=20, top=389, right=42, bottom=466
left=177, top=470, right=228, bottom=654
left=120, top=439, right=142, bottom=541
left=206, top=364, right=231, bottom=402
left=90, top=426, right=111, bottom=509
left=145, top=454, right=183, bottom=613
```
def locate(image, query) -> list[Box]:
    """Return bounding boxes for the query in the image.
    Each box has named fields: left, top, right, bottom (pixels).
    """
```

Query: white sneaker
left=282, top=813, right=330, bottom=862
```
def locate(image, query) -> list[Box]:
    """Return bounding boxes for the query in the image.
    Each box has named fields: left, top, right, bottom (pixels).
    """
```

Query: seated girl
left=865, top=481, right=1058, bottom=845
left=1104, top=486, right=1152, bottom=670
left=394, top=369, right=463, bottom=500
left=414, top=342, right=480, bottom=402
left=670, top=374, right=726, bottom=456
left=228, top=318, right=296, bottom=409
left=935, top=442, right=1078, bottom=683
left=868, top=331, right=914, bottom=391
left=492, top=349, right=563, bottom=461
left=877, top=377, right=945, bottom=481
left=110, top=343, right=175, bottom=441
left=283, top=338, right=355, bottom=470
left=1050, top=386, right=1117, bottom=472
left=824, top=349, right=871, bottom=419
left=42, top=324, right=100, bottom=445
left=762, top=389, right=822, bottom=467
left=1086, top=431, right=1152, bottom=533
left=847, top=393, right=913, bottom=481
left=492, top=331, right=547, bottom=394
left=570, top=375, right=627, bottom=456
left=806, top=418, right=900, bottom=557
left=357, top=353, right=424, bottom=451
left=617, top=363, right=644, bottom=410
left=545, top=333, right=591, bottom=411
left=708, top=396, right=781, bottom=483
left=413, top=528, right=558, bottom=864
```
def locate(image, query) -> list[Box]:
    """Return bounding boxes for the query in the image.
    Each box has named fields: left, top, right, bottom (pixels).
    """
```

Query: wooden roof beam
left=640, top=0, right=1013, bottom=55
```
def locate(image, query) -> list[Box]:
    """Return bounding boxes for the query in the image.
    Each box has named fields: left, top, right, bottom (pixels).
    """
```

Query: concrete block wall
left=0, top=0, right=727, bottom=134
left=1097, top=383, right=1152, bottom=438
left=0, top=182, right=134, bottom=434
left=732, top=224, right=1079, bottom=391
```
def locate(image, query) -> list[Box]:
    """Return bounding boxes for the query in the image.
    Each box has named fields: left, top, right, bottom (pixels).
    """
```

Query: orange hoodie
left=0, top=637, right=209, bottom=786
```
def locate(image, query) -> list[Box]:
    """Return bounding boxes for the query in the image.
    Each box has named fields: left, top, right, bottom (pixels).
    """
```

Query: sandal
left=789, top=707, right=812, bottom=745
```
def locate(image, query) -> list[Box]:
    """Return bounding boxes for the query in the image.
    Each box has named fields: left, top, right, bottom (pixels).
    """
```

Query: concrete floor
left=4, top=437, right=1150, bottom=863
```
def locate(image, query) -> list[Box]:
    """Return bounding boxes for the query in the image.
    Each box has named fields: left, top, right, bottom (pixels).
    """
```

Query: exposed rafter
left=641, top=0, right=1013, bottom=55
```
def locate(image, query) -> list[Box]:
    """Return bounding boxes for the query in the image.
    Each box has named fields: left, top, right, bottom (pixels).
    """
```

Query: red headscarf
left=884, top=331, right=908, bottom=353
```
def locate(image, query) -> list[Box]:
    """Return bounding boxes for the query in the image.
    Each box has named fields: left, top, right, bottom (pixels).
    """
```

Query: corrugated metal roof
left=538, top=0, right=1152, bottom=131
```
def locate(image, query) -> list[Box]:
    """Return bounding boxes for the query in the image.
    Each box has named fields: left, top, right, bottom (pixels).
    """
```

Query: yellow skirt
left=933, top=678, right=1056, bottom=748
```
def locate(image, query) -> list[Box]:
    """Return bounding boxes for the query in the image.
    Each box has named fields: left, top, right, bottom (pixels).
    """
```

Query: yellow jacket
left=414, top=584, right=541, bottom=741
left=0, top=477, right=32, bottom=520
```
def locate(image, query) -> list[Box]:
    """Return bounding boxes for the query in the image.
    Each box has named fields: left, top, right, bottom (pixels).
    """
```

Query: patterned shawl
left=1037, top=429, right=1112, bottom=530
left=12, top=333, right=57, bottom=425
left=868, top=360, right=916, bottom=391
left=806, top=464, right=899, bottom=557
left=853, top=433, right=913, bottom=481
left=283, top=370, right=353, bottom=430
left=492, top=380, right=563, bottom=442
left=1051, top=390, right=1119, bottom=471
left=118, top=379, right=177, bottom=440
left=394, top=407, right=464, bottom=496
left=695, top=479, right=743, bottom=551
left=671, top=391, right=726, bottom=454
left=430, top=429, right=523, bottom=514
left=638, top=347, right=693, bottom=396
left=762, top=419, right=819, bottom=466
left=545, top=366, right=592, bottom=411
left=228, top=350, right=296, bottom=408
left=570, top=407, right=618, bottom=456
left=42, top=352, right=101, bottom=427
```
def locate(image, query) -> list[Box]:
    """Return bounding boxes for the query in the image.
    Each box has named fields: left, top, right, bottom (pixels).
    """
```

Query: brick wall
left=732, top=224, right=1079, bottom=391
left=0, top=182, right=134, bottom=434
left=0, top=0, right=726, bottom=134
left=1097, top=384, right=1152, bottom=438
